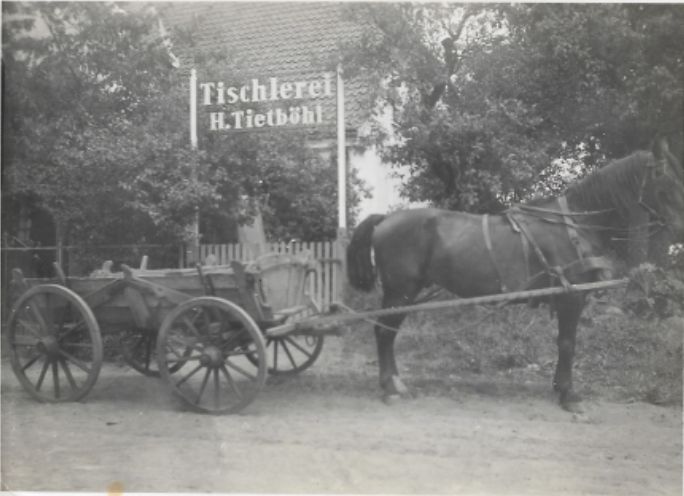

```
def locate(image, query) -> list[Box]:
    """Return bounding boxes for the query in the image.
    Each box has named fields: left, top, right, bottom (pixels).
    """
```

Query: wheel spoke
left=12, top=335, right=40, bottom=347
left=225, top=346, right=257, bottom=358
left=195, top=367, right=211, bottom=404
left=280, top=339, right=298, bottom=369
left=175, top=363, right=203, bottom=387
left=219, top=364, right=243, bottom=399
left=283, top=336, right=314, bottom=358
left=59, top=342, right=95, bottom=349
left=55, top=297, right=77, bottom=336
left=143, top=335, right=153, bottom=372
left=60, top=359, right=78, bottom=390
left=27, top=301, right=49, bottom=335
left=167, top=335, right=202, bottom=353
left=57, top=348, right=92, bottom=374
left=182, top=315, right=203, bottom=338
left=225, top=357, right=257, bottom=380
left=36, top=359, right=50, bottom=391
left=220, top=327, right=250, bottom=351
left=165, top=355, right=202, bottom=364
left=21, top=353, right=43, bottom=372
left=213, top=368, right=220, bottom=409
left=52, top=360, right=61, bottom=399
left=57, top=319, right=88, bottom=341
left=16, top=318, right=43, bottom=339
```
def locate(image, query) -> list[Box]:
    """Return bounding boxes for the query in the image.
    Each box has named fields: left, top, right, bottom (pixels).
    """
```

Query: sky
left=351, top=148, right=406, bottom=219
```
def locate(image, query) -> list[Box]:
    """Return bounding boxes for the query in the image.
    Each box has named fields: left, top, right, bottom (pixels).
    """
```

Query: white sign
left=199, top=73, right=334, bottom=131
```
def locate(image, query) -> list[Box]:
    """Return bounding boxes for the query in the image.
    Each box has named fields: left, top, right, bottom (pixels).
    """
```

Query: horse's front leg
left=553, top=294, right=586, bottom=412
left=375, top=313, right=408, bottom=402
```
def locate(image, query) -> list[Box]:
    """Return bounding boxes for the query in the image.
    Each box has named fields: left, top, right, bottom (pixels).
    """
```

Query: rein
left=511, top=203, right=666, bottom=235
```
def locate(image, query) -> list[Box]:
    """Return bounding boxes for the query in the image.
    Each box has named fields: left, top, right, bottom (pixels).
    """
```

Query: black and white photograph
left=2, top=2, right=683, bottom=494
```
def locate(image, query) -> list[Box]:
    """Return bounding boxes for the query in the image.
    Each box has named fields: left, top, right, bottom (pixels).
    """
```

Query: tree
left=199, top=128, right=370, bottom=242
left=341, top=3, right=684, bottom=212
left=2, top=2, right=366, bottom=250
left=2, top=2, right=224, bottom=245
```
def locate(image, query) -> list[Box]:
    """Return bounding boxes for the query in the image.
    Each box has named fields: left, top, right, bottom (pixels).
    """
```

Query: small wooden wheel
left=250, top=333, right=324, bottom=376
left=6, top=284, right=103, bottom=402
left=119, top=328, right=188, bottom=377
left=156, top=297, right=267, bottom=414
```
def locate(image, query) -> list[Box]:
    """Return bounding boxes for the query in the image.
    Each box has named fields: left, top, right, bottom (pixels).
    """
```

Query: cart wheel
left=157, top=297, right=267, bottom=414
left=119, top=328, right=188, bottom=377
left=250, top=333, right=324, bottom=376
left=6, top=284, right=103, bottom=402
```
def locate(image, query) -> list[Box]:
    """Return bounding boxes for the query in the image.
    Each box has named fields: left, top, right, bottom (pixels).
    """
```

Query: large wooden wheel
left=156, top=297, right=267, bottom=414
left=6, top=284, right=103, bottom=402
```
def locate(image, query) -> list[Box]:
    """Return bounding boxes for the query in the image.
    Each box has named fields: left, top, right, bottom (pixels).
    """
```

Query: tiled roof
left=160, top=2, right=372, bottom=134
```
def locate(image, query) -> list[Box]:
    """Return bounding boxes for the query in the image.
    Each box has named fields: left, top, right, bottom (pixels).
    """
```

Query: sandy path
left=1, top=340, right=681, bottom=495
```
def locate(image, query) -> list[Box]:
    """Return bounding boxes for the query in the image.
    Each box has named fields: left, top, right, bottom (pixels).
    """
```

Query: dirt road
left=1, top=338, right=681, bottom=495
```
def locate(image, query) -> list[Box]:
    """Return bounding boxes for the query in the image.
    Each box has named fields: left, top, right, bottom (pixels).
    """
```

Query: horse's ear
left=651, top=136, right=674, bottom=178
left=652, top=136, right=670, bottom=161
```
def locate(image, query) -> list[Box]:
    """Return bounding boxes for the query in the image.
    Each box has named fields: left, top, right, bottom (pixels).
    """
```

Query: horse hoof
left=560, top=392, right=583, bottom=413
left=382, top=393, right=402, bottom=406
left=561, top=401, right=584, bottom=414
left=390, top=375, right=408, bottom=396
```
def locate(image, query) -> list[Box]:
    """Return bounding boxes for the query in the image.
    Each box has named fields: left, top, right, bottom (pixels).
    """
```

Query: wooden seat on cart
left=252, top=251, right=319, bottom=323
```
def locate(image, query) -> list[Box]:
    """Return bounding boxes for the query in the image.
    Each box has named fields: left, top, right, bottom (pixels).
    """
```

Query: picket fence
left=199, top=241, right=344, bottom=312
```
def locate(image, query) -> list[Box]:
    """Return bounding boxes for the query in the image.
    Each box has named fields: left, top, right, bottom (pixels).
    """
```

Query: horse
left=346, top=139, right=684, bottom=411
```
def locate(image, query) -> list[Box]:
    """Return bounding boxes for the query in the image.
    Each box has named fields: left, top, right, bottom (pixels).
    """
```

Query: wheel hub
left=199, top=346, right=224, bottom=367
left=37, top=335, right=61, bottom=358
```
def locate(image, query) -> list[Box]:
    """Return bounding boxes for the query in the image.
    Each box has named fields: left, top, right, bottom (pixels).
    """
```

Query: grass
left=341, top=285, right=683, bottom=406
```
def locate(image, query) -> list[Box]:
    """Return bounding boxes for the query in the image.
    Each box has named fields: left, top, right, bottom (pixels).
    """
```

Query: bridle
left=638, top=154, right=684, bottom=236
left=637, top=157, right=666, bottom=226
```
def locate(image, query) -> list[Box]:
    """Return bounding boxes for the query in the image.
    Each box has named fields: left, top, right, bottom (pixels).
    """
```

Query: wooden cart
left=4, top=252, right=327, bottom=413
left=5, top=248, right=628, bottom=414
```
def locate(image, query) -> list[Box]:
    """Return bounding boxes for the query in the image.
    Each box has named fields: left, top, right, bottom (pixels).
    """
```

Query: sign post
left=336, top=64, right=346, bottom=234
left=188, top=68, right=200, bottom=266
left=334, top=64, right=348, bottom=299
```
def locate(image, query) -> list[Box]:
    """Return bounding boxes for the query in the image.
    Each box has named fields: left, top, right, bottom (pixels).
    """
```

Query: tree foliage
left=342, top=3, right=684, bottom=213
left=2, top=2, right=220, bottom=244
left=2, top=2, right=363, bottom=247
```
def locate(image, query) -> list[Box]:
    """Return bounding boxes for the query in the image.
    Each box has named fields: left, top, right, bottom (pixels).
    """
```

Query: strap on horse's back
left=482, top=214, right=534, bottom=293
left=507, top=208, right=572, bottom=288
left=557, top=196, right=595, bottom=261
left=482, top=214, right=507, bottom=292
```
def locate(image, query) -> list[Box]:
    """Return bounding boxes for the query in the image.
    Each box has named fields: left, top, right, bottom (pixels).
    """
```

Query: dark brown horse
left=347, top=140, right=684, bottom=411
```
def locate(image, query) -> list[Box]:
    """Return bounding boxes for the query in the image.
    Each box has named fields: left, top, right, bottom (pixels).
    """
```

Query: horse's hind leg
left=375, top=288, right=419, bottom=402
left=553, top=294, right=586, bottom=412
left=375, top=312, right=409, bottom=401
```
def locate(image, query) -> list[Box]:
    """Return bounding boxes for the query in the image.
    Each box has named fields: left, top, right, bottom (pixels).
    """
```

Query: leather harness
left=482, top=196, right=613, bottom=292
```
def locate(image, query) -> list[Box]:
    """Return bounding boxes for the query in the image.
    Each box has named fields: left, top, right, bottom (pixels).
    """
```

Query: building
left=160, top=2, right=402, bottom=231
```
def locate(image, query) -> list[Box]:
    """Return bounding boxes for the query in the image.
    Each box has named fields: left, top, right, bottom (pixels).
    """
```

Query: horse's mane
left=565, top=150, right=652, bottom=216
left=524, top=151, right=652, bottom=217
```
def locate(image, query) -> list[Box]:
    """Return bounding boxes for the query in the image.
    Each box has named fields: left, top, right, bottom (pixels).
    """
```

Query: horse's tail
left=347, top=214, right=386, bottom=291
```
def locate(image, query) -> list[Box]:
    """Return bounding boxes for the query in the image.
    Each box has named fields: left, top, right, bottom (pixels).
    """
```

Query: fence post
left=56, top=222, right=64, bottom=271
left=334, top=229, right=349, bottom=305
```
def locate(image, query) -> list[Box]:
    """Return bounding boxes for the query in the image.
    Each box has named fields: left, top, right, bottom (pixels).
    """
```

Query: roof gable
left=161, top=2, right=372, bottom=131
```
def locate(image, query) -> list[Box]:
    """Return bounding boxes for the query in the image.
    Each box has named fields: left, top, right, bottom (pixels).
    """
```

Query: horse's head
left=647, top=138, right=684, bottom=239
